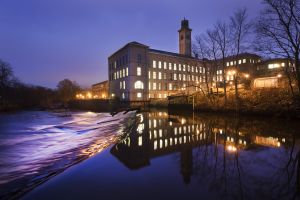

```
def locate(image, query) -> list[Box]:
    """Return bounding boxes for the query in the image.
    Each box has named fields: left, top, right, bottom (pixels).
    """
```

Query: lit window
left=126, top=67, right=128, bottom=76
left=174, top=64, right=177, bottom=70
left=174, top=73, right=177, bottom=80
left=149, top=82, right=151, bottom=90
left=169, top=83, right=172, bottom=90
left=137, top=92, right=142, bottom=98
left=137, top=67, right=141, bottom=76
left=238, top=60, right=241, bottom=64
left=158, top=72, right=162, bottom=80
left=159, top=93, right=162, bottom=98
left=243, top=59, right=246, bottom=63
left=120, top=81, right=122, bottom=89
left=183, top=74, right=186, bottom=81
left=230, top=61, right=233, bottom=66
left=183, top=65, right=186, bottom=71
left=164, top=62, right=167, bottom=69
left=281, top=63, right=285, bottom=67
left=138, top=136, right=142, bottom=146
left=153, top=82, right=157, bottom=90
left=122, top=93, right=125, bottom=99
left=134, top=81, right=144, bottom=89
left=188, top=65, right=190, bottom=72
left=158, top=82, right=161, bottom=90
left=191, top=66, right=194, bottom=72
left=169, top=63, right=172, bottom=70
left=148, top=71, right=151, bottom=79
left=268, top=63, right=280, bottom=69
left=179, top=64, right=182, bottom=71
left=153, top=71, right=157, bottom=79
left=179, top=74, right=182, bottom=80
left=123, top=69, right=125, bottom=77
left=153, top=60, right=156, bottom=68
left=158, top=61, right=162, bottom=68
left=226, top=62, right=229, bottom=66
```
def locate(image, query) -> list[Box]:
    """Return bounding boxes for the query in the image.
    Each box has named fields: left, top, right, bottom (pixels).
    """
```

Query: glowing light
left=244, top=74, right=250, bottom=78
left=181, top=118, right=186, bottom=125
left=227, top=145, right=237, bottom=152
left=277, top=74, right=282, bottom=78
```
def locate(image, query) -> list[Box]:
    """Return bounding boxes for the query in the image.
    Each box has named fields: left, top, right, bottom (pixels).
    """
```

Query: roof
left=92, top=80, right=108, bottom=87
left=108, top=41, right=149, bottom=58
left=149, top=48, right=200, bottom=61
left=224, top=52, right=261, bottom=60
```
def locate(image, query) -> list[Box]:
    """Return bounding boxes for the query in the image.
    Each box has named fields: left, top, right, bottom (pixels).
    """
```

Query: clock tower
left=178, top=19, right=192, bottom=56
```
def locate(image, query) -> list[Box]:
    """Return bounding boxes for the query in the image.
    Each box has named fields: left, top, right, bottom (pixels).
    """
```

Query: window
left=158, top=61, right=162, bottom=68
left=179, top=64, right=182, bottom=71
left=238, top=60, right=241, bottom=64
left=153, top=71, right=157, bottom=79
left=158, top=83, right=161, bottom=90
left=158, top=72, right=162, bottom=80
left=191, top=66, right=194, bottom=72
left=169, top=63, right=172, bottom=70
left=120, top=81, right=122, bottom=89
left=126, top=68, right=128, bottom=76
left=226, top=62, right=229, bottom=67
left=123, top=69, right=125, bottom=77
left=183, top=65, right=186, bottom=71
left=174, top=73, right=177, bottom=80
left=148, top=71, right=151, bottom=79
left=169, top=83, right=172, bottom=90
left=137, top=67, right=141, bottom=76
left=268, top=63, right=280, bottom=69
left=183, top=74, right=186, bottom=81
left=153, top=60, right=156, bottom=68
left=179, top=74, right=182, bottom=80
left=120, top=70, right=122, bottom=78
left=123, top=81, right=126, bottom=89
left=163, top=73, right=167, bottom=80
left=164, top=62, right=167, bottom=69
left=153, top=82, right=157, bottom=90
left=159, top=93, right=162, bottom=98
left=174, top=64, right=177, bottom=70
left=149, top=82, right=151, bottom=90
left=122, top=93, right=125, bottom=99
left=137, top=93, right=142, bottom=98
left=243, top=59, right=246, bottom=63
left=134, top=81, right=144, bottom=89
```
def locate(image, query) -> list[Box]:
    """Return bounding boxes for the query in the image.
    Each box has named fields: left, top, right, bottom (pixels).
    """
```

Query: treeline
left=0, top=59, right=81, bottom=111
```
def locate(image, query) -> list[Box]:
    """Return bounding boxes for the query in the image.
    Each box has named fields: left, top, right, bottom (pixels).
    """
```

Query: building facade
left=108, top=19, right=295, bottom=101
left=92, top=80, right=109, bottom=99
left=108, top=19, right=208, bottom=101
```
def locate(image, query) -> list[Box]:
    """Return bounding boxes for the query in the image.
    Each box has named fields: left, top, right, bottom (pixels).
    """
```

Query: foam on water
left=0, top=111, right=135, bottom=199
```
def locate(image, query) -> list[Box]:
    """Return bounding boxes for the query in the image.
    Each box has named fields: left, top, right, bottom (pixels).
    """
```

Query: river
left=1, top=110, right=300, bottom=200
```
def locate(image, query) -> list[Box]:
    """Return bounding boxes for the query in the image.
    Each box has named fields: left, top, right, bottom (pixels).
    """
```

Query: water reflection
left=111, top=110, right=300, bottom=199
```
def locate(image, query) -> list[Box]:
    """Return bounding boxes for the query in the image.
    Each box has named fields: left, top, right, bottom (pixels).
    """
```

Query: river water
left=0, top=111, right=135, bottom=199
left=1, top=110, right=300, bottom=200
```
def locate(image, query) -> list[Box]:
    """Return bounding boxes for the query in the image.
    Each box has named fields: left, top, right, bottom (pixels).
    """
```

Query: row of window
left=226, top=58, right=260, bottom=66
left=152, top=60, right=205, bottom=73
left=149, top=71, right=205, bottom=82
left=112, top=68, right=129, bottom=80
left=109, top=54, right=129, bottom=69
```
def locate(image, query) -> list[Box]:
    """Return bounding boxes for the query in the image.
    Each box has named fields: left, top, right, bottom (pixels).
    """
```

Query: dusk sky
left=0, top=0, right=262, bottom=88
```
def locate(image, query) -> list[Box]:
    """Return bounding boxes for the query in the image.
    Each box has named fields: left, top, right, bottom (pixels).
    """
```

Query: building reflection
left=111, top=111, right=291, bottom=184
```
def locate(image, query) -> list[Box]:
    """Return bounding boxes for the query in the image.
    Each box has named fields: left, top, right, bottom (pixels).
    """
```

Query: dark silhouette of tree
left=57, top=79, right=81, bottom=105
left=255, top=0, right=300, bottom=93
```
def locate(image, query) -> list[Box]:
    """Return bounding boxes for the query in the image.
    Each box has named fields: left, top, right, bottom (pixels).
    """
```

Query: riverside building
left=108, top=19, right=208, bottom=101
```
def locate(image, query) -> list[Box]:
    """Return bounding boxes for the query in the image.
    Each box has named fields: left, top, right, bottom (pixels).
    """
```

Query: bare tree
left=0, top=59, right=14, bottom=87
left=57, top=79, right=81, bottom=105
left=255, top=0, right=300, bottom=93
left=230, top=8, right=252, bottom=56
left=214, top=21, right=232, bottom=103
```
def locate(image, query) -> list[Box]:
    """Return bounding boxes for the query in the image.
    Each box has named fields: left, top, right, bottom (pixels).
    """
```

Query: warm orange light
left=227, top=145, right=237, bottom=152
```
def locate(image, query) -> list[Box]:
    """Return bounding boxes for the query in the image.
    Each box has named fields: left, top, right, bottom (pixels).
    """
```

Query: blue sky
left=0, top=0, right=262, bottom=88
